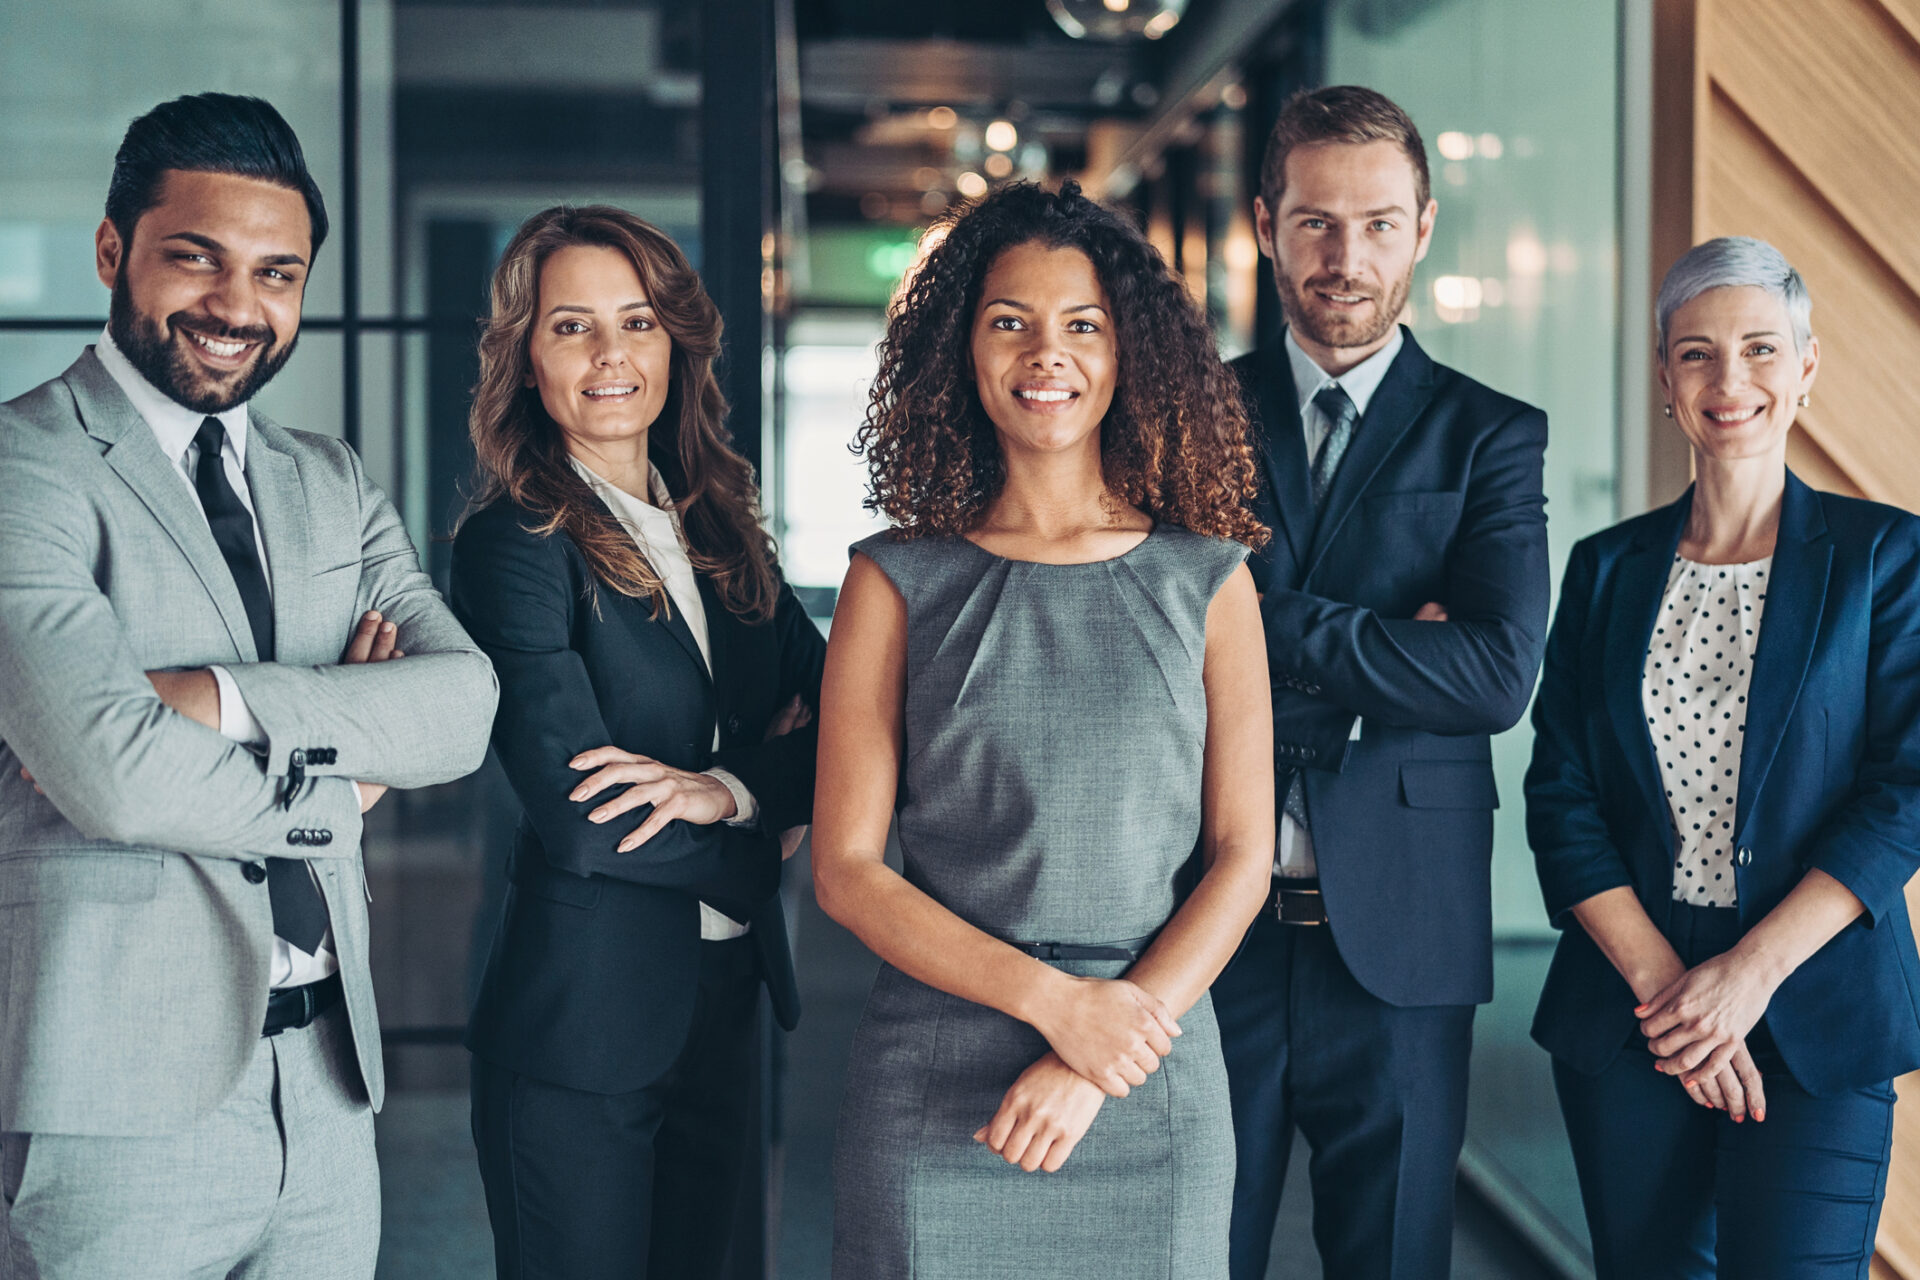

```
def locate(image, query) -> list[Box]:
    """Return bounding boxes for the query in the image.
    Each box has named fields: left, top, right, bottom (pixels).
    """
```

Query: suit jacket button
left=1300, top=748, right=1317, bottom=762
left=287, top=831, right=303, bottom=847
left=1306, top=684, right=1321, bottom=695
left=727, top=714, right=742, bottom=736
left=290, top=749, right=305, bottom=768
left=318, top=830, right=332, bottom=846
left=1736, top=846, right=1753, bottom=866
left=244, top=861, right=268, bottom=883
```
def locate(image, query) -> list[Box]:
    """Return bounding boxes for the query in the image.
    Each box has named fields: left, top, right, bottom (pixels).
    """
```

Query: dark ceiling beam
left=1087, top=0, right=1304, bottom=198
left=798, top=37, right=1140, bottom=110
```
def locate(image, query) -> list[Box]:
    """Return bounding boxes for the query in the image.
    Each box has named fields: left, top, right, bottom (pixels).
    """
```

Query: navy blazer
left=1231, top=328, right=1550, bottom=1006
left=450, top=492, right=825, bottom=1095
left=1527, top=473, right=1920, bottom=1095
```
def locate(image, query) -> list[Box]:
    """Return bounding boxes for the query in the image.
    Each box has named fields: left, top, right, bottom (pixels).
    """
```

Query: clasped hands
left=973, top=972, right=1181, bottom=1174
left=1636, top=948, right=1778, bottom=1123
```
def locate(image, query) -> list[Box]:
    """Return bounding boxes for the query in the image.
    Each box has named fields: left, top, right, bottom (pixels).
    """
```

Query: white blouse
left=1641, top=554, right=1771, bottom=907
left=571, top=456, right=758, bottom=940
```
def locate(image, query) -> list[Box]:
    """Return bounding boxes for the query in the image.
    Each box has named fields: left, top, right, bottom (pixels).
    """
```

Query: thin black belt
left=1272, top=877, right=1328, bottom=926
left=263, top=973, right=343, bottom=1037
left=1011, top=940, right=1141, bottom=962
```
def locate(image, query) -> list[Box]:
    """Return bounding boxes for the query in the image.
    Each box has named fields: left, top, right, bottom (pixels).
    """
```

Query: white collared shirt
left=569, top=456, right=761, bottom=940
left=1273, top=326, right=1404, bottom=879
left=93, top=329, right=338, bottom=987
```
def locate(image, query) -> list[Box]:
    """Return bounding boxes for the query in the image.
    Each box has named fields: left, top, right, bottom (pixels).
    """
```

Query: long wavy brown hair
left=857, top=181, right=1267, bottom=547
left=463, top=204, right=780, bottom=622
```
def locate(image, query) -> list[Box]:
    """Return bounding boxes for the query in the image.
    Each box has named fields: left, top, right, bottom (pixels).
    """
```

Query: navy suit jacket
left=1231, top=328, right=1550, bottom=1007
left=450, top=493, right=825, bottom=1094
left=1527, top=473, right=1920, bottom=1095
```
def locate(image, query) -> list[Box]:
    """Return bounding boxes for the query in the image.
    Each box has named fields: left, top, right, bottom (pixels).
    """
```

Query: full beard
left=109, top=272, right=297, bottom=414
left=1275, top=262, right=1414, bottom=352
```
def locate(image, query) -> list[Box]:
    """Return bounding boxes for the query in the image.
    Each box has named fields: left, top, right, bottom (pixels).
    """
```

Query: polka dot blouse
left=1641, top=554, right=1771, bottom=907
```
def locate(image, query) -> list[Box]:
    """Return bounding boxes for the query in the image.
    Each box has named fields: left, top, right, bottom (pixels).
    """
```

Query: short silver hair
left=1655, top=236, right=1812, bottom=358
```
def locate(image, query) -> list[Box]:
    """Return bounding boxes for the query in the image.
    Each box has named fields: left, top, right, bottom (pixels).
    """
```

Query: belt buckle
left=1274, top=882, right=1325, bottom=926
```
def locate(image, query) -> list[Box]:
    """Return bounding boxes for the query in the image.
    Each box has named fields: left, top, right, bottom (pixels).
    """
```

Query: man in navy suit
left=1212, top=85, right=1550, bottom=1279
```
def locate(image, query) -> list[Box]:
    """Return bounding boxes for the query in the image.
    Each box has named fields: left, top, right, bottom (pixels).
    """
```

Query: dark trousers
left=1554, top=903, right=1896, bottom=1280
left=470, top=937, right=762, bottom=1280
left=1214, top=911, right=1475, bottom=1280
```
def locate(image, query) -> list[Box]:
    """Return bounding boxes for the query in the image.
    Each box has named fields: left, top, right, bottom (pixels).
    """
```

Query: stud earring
left=1797, top=393, right=1810, bottom=407
left=1662, top=404, right=1673, bottom=417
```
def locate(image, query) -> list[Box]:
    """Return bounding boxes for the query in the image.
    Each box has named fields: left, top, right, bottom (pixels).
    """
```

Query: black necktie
left=193, top=419, right=329, bottom=954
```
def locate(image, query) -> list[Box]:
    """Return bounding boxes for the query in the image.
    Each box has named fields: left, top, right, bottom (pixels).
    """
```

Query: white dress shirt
left=570, top=457, right=762, bottom=941
left=94, top=328, right=339, bottom=986
left=1273, top=326, right=1404, bottom=879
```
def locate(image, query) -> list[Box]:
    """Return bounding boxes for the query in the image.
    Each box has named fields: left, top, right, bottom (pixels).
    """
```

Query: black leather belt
left=1273, top=878, right=1328, bottom=926
left=263, top=973, right=343, bottom=1037
left=1013, top=941, right=1140, bottom=962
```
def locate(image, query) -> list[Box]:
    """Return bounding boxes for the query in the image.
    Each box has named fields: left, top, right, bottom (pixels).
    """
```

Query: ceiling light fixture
left=1046, top=0, right=1186, bottom=41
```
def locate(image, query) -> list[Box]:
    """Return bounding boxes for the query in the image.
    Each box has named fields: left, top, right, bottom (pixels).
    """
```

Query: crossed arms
left=0, top=434, right=497, bottom=857
left=1261, top=406, right=1550, bottom=763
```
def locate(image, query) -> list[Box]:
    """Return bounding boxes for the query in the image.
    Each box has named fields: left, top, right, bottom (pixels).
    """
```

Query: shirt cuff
left=208, top=665, right=268, bottom=748
left=705, top=767, right=759, bottom=827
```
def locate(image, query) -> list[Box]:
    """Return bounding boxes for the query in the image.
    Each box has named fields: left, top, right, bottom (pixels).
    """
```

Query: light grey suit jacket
left=0, top=349, right=498, bottom=1137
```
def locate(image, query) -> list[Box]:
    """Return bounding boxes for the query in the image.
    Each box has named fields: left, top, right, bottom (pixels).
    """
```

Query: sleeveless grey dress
left=832, top=524, right=1247, bottom=1279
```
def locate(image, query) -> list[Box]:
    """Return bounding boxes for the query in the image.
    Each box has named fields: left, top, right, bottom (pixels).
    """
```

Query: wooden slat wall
left=1653, top=0, right=1920, bottom=1269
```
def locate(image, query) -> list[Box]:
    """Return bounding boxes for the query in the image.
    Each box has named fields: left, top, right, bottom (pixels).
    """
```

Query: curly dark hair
left=856, top=180, right=1268, bottom=546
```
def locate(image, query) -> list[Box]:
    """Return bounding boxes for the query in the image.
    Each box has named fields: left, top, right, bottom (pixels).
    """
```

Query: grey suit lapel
left=65, top=349, right=258, bottom=661
left=245, top=416, right=315, bottom=663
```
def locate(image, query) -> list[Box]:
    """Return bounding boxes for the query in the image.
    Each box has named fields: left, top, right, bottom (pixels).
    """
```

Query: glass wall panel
left=0, top=0, right=345, bottom=319
left=0, top=332, right=102, bottom=398
left=1326, top=0, right=1622, bottom=939
left=1324, top=3, right=1620, bottom=1260
left=779, top=311, right=890, bottom=592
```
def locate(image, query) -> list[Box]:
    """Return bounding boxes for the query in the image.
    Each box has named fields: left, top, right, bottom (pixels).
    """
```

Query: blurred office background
left=3, top=0, right=1916, bottom=1275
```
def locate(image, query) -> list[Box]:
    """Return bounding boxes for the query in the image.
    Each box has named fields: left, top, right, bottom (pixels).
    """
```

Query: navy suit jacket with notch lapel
left=1230, top=327, right=1550, bottom=1007
left=450, top=490, right=825, bottom=1094
left=1527, top=472, right=1920, bottom=1096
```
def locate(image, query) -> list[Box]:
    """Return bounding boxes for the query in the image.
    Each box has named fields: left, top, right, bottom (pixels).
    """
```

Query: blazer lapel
left=1304, top=329, right=1439, bottom=578
left=1246, top=344, right=1314, bottom=571
left=66, top=350, right=258, bottom=660
left=584, top=489, right=713, bottom=687
left=1604, top=492, right=1692, bottom=845
left=243, top=418, right=313, bottom=662
left=1733, top=473, right=1831, bottom=844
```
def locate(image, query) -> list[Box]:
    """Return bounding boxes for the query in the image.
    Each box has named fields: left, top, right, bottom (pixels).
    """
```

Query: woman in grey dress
left=813, top=181, right=1276, bottom=1278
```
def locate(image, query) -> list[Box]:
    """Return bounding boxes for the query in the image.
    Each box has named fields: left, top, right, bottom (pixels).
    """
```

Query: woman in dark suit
left=449, top=205, right=824, bottom=1279
left=1527, top=235, right=1920, bottom=1278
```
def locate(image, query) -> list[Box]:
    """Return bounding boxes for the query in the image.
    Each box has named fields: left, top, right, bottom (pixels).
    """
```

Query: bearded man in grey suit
left=0, top=93, right=497, bottom=1279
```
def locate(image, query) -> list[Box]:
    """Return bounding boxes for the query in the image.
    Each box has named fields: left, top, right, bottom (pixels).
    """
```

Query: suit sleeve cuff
left=706, top=767, right=759, bottom=828
left=208, top=665, right=268, bottom=749
left=1539, top=855, right=1637, bottom=929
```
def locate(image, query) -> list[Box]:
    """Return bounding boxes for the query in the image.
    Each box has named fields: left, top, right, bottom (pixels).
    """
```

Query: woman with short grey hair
left=1527, top=235, right=1920, bottom=1276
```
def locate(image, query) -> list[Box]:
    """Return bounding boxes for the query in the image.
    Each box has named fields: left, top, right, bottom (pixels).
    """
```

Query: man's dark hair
left=1259, top=85, right=1430, bottom=216
left=105, top=93, right=329, bottom=256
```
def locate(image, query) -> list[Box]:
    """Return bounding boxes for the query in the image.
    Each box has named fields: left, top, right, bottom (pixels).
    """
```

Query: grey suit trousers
left=0, top=1005, right=378, bottom=1280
